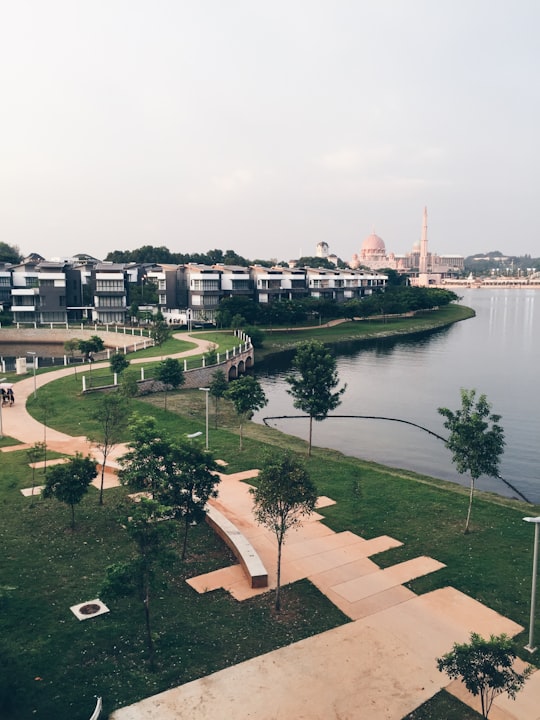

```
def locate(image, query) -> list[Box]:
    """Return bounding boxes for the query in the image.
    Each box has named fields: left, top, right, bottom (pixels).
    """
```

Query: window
left=191, top=279, right=219, bottom=291
left=96, top=280, right=124, bottom=292
left=26, top=277, right=39, bottom=287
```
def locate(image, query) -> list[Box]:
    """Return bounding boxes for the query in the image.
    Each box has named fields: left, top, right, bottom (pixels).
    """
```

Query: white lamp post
left=199, top=387, right=210, bottom=450
left=27, top=352, right=37, bottom=398
left=0, top=377, right=6, bottom=439
left=523, top=516, right=540, bottom=653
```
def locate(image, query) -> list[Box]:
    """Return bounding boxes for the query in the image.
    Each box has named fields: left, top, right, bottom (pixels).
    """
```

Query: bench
left=206, top=505, right=268, bottom=588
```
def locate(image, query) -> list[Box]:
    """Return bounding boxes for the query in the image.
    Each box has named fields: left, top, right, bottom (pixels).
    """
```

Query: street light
left=199, top=387, right=210, bottom=450
left=27, top=352, right=37, bottom=398
left=0, top=377, right=6, bottom=439
left=523, top=516, right=540, bottom=653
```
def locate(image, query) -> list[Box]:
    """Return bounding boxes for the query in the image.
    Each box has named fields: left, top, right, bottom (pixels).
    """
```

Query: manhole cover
left=79, top=603, right=101, bottom=615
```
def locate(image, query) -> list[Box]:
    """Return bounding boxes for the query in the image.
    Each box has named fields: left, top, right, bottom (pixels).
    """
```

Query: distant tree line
left=215, top=287, right=458, bottom=329
left=465, top=251, right=540, bottom=275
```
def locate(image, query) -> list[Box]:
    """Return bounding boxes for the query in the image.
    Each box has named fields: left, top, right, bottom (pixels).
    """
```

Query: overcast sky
left=1, top=1, right=539, bottom=263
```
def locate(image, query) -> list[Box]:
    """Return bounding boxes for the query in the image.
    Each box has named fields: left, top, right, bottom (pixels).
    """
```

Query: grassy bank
left=256, top=304, right=474, bottom=359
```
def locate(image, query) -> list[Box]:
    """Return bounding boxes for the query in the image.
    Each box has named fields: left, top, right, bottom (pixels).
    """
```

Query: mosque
left=348, top=208, right=464, bottom=284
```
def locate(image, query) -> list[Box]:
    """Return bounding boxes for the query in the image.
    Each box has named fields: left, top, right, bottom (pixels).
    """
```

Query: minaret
left=419, top=206, right=428, bottom=274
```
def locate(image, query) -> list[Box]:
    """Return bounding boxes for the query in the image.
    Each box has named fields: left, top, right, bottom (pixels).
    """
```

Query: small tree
left=89, top=393, right=128, bottom=505
left=160, top=442, right=220, bottom=559
left=209, top=369, right=228, bottom=429
left=286, top=340, right=346, bottom=456
left=225, top=375, right=267, bottom=450
left=63, top=338, right=81, bottom=375
left=437, top=633, right=532, bottom=719
left=150, top=319, right=171, bottom=348
left=42, top=453, right=97, bottom=528
left=118, top=415, right=171, bottom=498
left=251, top=451, right=317, bottom=611
left=156, top=357, right=184, bottom=409
left=26, top=441, right=46, bottom=505
left=203, top=343, right=218, bottom=365
left=438, top=389, right=505, bottom=533
left=110, top=352, right=130, bottom=377
left=119, top=370, right=139, bottom=399
left=102, top=498, right=173, bottom=668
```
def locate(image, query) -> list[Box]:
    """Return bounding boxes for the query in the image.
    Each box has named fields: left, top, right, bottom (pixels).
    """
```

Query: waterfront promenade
left=2, top=334, right=540, bottom=719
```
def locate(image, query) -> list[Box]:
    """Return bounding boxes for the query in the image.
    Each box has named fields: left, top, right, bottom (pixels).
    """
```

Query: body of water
left=253, top=289, right=540, bottom=504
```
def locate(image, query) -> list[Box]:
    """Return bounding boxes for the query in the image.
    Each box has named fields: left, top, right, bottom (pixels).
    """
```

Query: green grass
left=403, top=691, right=483, bottom=719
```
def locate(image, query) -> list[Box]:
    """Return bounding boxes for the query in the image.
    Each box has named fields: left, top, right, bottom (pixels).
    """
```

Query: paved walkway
left=3, top=335, right=539, bottom=719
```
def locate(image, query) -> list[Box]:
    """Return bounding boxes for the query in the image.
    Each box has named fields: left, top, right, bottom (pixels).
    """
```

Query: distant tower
left=316, top=241, right=329, bottom=258
left=419, top=207, right=428, bottom=274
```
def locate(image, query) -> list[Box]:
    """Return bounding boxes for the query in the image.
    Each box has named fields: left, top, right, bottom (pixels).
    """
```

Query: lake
left=253, top=289, right=540, bottom=504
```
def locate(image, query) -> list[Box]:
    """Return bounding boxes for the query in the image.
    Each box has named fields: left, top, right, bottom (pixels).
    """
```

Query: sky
left=1, top=1, right=539, bottom=264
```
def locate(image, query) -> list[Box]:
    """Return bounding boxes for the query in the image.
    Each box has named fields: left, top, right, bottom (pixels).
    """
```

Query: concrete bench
left=206, top=505, right=268, bottom=589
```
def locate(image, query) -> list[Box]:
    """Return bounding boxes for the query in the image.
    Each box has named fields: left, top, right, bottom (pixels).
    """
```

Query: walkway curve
left=0, top=332, right=215, bottom=447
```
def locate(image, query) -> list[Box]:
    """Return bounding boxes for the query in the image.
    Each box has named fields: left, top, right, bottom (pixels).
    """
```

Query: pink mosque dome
left=360, top=233, right=386, bottom=257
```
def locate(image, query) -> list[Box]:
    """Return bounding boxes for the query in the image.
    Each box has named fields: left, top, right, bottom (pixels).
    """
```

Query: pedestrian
left=7, top=388, right=14, bottom=406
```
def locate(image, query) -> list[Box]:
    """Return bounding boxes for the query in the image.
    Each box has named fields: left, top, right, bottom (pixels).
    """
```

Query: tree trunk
left=275, top=539, right=283, bottom=612
left=308, top=415, right=313, bottom=456
left=181, top=518, right=190, bottom=560
left=99, top=449, right=108, bottom=505
left=239, top=420, right=243, bottom=450
left=70, top=503, right=75, bottom=529
left=144, top=581, right=155, bottom=669
left=464, top=476, right=475, bottom=534
left=214, top=397, right=219, bottom=429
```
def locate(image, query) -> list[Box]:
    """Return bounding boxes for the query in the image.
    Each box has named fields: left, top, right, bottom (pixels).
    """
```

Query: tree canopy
left=42, top=453, right=97, bottom=528
left=438, top=389, right=505, bottom=533
left=437, top=633, right=532, bottom=718
left=286, top=340, right=346, bottom=455
left=225, top=375, right=267, bottom=450
left=251, top=451, right=317, bottom=611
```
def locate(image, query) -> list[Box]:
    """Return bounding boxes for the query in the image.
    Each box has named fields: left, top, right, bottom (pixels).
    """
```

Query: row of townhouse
left=0, top=256, right=387, bottom=325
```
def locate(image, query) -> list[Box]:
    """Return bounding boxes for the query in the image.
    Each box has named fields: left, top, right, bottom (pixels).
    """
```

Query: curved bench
left=206, top=505, right=268, bottom=589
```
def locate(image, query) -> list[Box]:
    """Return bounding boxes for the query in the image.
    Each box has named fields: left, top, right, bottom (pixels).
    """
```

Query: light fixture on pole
left=523, top=516, right=540, bottom=653
left=199, top=387, right=210, bottom=450
left=27, top=352, right=37, bottom=398
left=0, top=377, right=6, bottom=439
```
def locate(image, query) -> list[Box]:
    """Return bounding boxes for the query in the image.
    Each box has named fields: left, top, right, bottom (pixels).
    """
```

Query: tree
left=89, top=394, right=129, bottom=505
left=78, top=335, right=105, bottom=363
left=63, top=338, right=81, bottom=375
left=159, top=442, right=220, bottom=559
left=150, top=319, right=171, bottom=348
left=118, top=415, right=172, bottom=498
left=102, top=498, right=173, bottom=668
left=0, top=242, right=22, bottom=264
left=156, top=357, right=184, bottom=409
left=438, top=389, right=505, bottom=533
left=251, top=451, right=317, bottom=611
left=42, top=453, right=97, bottom=528
left=209, top=369, right=228, bottom=429
left=285, top=340, right=346, bottom=456
left=225, top=375, right=267, bottom=450
left=110, top=352, right=130, bottom=377
left=437, top=633, right=532, bottom=718
left=26, top=441, right=46, bottom=506
left=119, top=370, right=139, bottom=399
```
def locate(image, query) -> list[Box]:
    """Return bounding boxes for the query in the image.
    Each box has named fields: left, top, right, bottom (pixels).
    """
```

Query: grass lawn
left=4, top=305, right=539, bottom=719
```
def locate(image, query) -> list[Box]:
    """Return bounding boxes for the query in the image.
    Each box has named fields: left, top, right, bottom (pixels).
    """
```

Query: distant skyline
left=2, top=1, right=539, bottom=263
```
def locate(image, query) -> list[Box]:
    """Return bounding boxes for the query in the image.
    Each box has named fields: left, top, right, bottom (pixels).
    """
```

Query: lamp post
left=523, top=516, right=540, bottom=653
left=199, top=387, right=210, bottom=450
left=27, top=352, right=37, bottom=398
left=0, top=377, right=6, bottom=439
